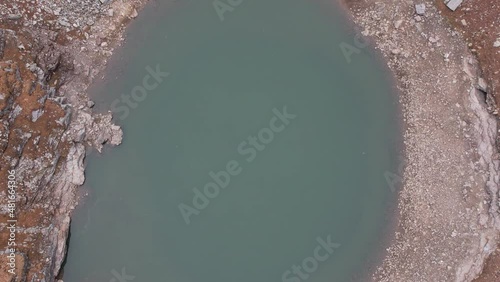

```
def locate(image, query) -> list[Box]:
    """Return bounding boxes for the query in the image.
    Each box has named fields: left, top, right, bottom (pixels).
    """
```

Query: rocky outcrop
left=0, top=0, right=144, bottom=281
left=454, top=57, right=500, bottom=282
left=0, top=29, right=123, bottom=280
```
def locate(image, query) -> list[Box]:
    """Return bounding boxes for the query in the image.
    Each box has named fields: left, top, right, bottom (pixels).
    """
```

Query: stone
left=446, top=0, right=463, bottom=11
left=31, top=109, right=44, bottom=122
left=443, top=53, right=450, bottom=62
left=394, top=20, right=403, bottom=29
left=66, top=144, right=86, bottom=185
left=494, top=39, right=500, bottom=48
left=58, top=19, right=70, bottom=27
left=130, top=8, right=138, bottom=19
left=73, top=126, right=86, bottom=142
left=415, top=4, right=426, bottom=15
left=0, top=29, right=4, bottom=59
left=7, top=14, right=22, bottom=20
left=10, top=105, right=23, bottom=120
left=477, top=78, right=488, bottom=92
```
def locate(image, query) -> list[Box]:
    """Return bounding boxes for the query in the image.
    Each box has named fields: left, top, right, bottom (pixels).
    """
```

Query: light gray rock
left=445, top=0, right=463, bottom=11
left=477, top=78, right=488, bottom=92
left=10, top=105, right=23, bottom=120
left=7, top=14, right=22, bottom=20
left=130, top=8, right=138, bottom=18
left=415, top=4, right=426, bottom=15
left=394, top=20, right=403, bottom=29
left=67, top=110, right=123, bottom=152
left=31, top=109, right=44, bottom=122
left=58, top=18, right=70, bottom=27
left=65, top=144, right=86, bottom=185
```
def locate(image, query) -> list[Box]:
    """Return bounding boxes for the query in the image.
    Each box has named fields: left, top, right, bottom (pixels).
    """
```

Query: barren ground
left=340, top=0, right=500, bottom=281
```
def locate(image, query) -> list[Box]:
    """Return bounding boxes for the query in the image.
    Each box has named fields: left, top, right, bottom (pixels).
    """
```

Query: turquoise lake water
left=63, top=0, right=401, bottom=281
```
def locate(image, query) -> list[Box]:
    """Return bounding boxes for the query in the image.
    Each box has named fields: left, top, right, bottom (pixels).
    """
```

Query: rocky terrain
left=0, top=0, right=498, bottom=281
left=438, top=0, right=500, bottom=112
left=437, top=3, right=500, bottom=279
left=0, top=0, right=146, bottom=281
left=340, top=0, right=500, bottom=281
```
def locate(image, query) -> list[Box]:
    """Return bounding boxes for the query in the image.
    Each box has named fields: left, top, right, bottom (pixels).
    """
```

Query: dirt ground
left=436, top=2, right=500, bottom=280
left=436, top=0, right=500, bottom=109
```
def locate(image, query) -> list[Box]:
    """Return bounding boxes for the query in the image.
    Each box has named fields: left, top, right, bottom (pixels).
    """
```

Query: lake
left=63, top=0, right=401, bottom=281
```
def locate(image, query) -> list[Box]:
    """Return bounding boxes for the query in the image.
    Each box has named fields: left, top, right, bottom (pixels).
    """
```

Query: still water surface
left=64, top=0, right=401, bottom=281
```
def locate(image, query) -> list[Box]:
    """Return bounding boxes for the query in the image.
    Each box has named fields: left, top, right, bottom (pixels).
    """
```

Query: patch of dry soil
left=437, top=0, right=500, bottom=110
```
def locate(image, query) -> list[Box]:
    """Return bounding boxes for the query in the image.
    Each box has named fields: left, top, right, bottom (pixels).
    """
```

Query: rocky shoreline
left=340, top=0, right=500, bottom=280
left=0, top=1, right=146, bottom=281
left=0, top=0, right=499, bottom=281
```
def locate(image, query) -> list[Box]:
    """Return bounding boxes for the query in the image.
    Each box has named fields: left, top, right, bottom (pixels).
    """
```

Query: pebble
left=7, top=14, right=22, bottom=20
left=58, top=19, right=70, bottom=27
left=130, top=9, right=138, bottom=19
left=394, top=20, right=403, bottom=29
left=443, top=53, right=450, bottom=62
left=415, top=4, right=426, bottom=15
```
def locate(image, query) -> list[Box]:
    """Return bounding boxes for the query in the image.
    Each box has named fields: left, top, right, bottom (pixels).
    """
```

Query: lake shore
left=1, top=0, right=498, bottom=281
left=0, top=1, right=148, bottom=280
left=339, top=0, right=500, bottom=281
